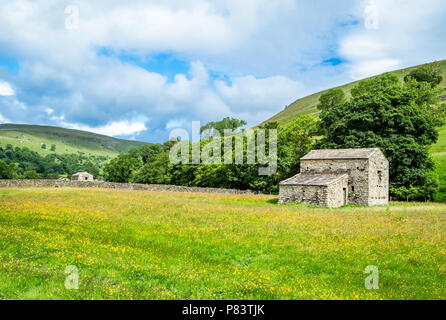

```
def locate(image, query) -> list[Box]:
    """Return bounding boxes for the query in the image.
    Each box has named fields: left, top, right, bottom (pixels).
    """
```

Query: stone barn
left=279, top=148, right=389, bottom=208
left=71, top=172, right=94, bottom=182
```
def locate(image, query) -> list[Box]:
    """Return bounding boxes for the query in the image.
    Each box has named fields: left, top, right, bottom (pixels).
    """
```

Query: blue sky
left=0, top=0, right=445, bottom=142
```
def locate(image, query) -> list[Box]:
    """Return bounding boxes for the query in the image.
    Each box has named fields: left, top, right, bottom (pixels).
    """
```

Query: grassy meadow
left=0, top=188, right=445, bottom=300
left=431, top=126, right=446, bottom=201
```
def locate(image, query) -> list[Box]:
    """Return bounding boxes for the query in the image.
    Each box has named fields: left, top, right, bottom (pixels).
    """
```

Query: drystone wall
left=0, top=180, right=259, bottom=195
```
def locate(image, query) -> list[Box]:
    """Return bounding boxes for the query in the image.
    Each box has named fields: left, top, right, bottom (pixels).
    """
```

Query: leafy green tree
left=46, top=173, right=60, bottom=179
left=317, top=89, right=346, bottom=112
left=41, top=143, right=47, bottom=150
left=23, top=170, right=42, bottom=179
left=200, top=117, right=247, bottom=136
left=0, top=159, right=15, bottom=179
left=78, top=161, right=100, bottom=178
left=276, top=116, right=315, bottom=182
left=0, top=146, right=102, bottom=179
left=132, top=152, right=170, bottom=184
left=104, top=154, right=141, bottom=183
left=315, top=72, right=442, bottom=200
left=404, top=62, right=443, bottom=88
left=51, top=144, right=56, bottom=151
left=129, top=144, right=163, bottom=165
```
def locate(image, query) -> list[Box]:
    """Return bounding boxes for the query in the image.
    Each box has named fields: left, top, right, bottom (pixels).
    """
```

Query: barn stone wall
left=278, top=185, right=328, bottom=206
left=71, top=173, right=93, bottom=181
left=0, top=180, right=259, bottom=195
left=368, top=151, right=389, bottom=205
left=326, top=175, right=349, bottom=208
left=278, top=175, right=349, bottom=208
left=300, top=159, right=370, bottom=205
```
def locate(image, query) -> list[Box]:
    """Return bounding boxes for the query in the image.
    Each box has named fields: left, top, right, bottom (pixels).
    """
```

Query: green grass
left=0, top=124, right=148, bottom=158
left=0, top=188, right=445, bottom=300
left=431, top=126, right=446, bottom=202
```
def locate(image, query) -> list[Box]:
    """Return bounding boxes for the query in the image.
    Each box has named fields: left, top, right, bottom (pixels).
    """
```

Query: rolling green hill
left=264, top=59, right=446, bottom=125
left=0, top=124, right=148, bottom=159
left=262, top=59, right=446, bottom=202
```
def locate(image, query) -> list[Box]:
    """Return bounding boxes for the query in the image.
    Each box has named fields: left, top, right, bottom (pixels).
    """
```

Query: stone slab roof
left=72, top=172, right=93, bottom=177
left=280, top=173, right=348, bottom=186
left=301, top=148, right=380, bottom=160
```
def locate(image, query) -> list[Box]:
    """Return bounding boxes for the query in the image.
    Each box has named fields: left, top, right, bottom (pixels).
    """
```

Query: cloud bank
left=0, top=0, right=445, bottom=141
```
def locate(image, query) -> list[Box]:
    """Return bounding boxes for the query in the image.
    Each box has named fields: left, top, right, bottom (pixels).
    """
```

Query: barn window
left=351, top=186, right=355, bottom=192
left=377, top=170, right=383, bottom=184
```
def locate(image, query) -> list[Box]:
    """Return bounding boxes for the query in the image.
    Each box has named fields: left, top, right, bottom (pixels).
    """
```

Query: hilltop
left=0, top=124, right=148, bottom=158
left=264, top=59, right=446, bottom=125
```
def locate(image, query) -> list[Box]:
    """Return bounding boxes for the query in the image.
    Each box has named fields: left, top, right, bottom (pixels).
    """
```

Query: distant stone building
left=71, top=172, right=94, bottom=181
left=279, top=148, right=389, bottom=208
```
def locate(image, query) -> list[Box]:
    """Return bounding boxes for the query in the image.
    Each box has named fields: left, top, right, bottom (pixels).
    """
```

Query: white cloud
left=85, top=3, right=235, bottom=54
left=340, top=36, right=386, bottom=60
left=0, top=0, right=445, bottom=141
left=338, top=0, right=446, bottom=79
left=349, top=59, right=400, bottom=79
left=0, top=81, right=14, bottom=96
left=166, top=119, right=188, bottom=130
left=62, top=119, right=148, bottom=137
left=215, top=75, right=303, bottom=113
left=0, top=113, right=11, bottom=123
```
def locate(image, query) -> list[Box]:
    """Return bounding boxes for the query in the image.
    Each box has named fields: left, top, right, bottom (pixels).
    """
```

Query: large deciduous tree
left=104, top=154, right=141, bottom=183
left=0, top=159, right=16, bottom=179
left=200, top=117, right=247, bottom=136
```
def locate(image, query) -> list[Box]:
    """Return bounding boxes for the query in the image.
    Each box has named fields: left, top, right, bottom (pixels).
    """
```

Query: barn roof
left=280, top=173, right=348, bottom=186
left=301, top=148, right=381, bottom=160
left=72, top=172, right=92, bottom=177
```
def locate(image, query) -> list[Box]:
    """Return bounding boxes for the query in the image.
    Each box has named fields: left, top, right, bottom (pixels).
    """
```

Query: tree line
left=0, top=144, right=104, bottom=179
left=103, top=63, right=445, bottom=201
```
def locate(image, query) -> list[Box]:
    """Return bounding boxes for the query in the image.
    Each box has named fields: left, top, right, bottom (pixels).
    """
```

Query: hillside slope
left=264, top=59, right=446, bottom=125
left=0, top=124, right=148, bottom=158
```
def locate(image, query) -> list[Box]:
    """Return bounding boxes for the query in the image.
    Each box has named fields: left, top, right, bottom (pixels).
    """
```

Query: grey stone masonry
left=279, top=174, right=348, bottom=208
left=71, top=172, right=94, bottom=181
left=0, top=179, right=260, bottom=195
left=279, top=148, right=389, bottom=207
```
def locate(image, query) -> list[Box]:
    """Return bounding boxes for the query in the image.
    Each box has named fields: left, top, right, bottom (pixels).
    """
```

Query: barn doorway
left=342, top=188, right=347, bottom=206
